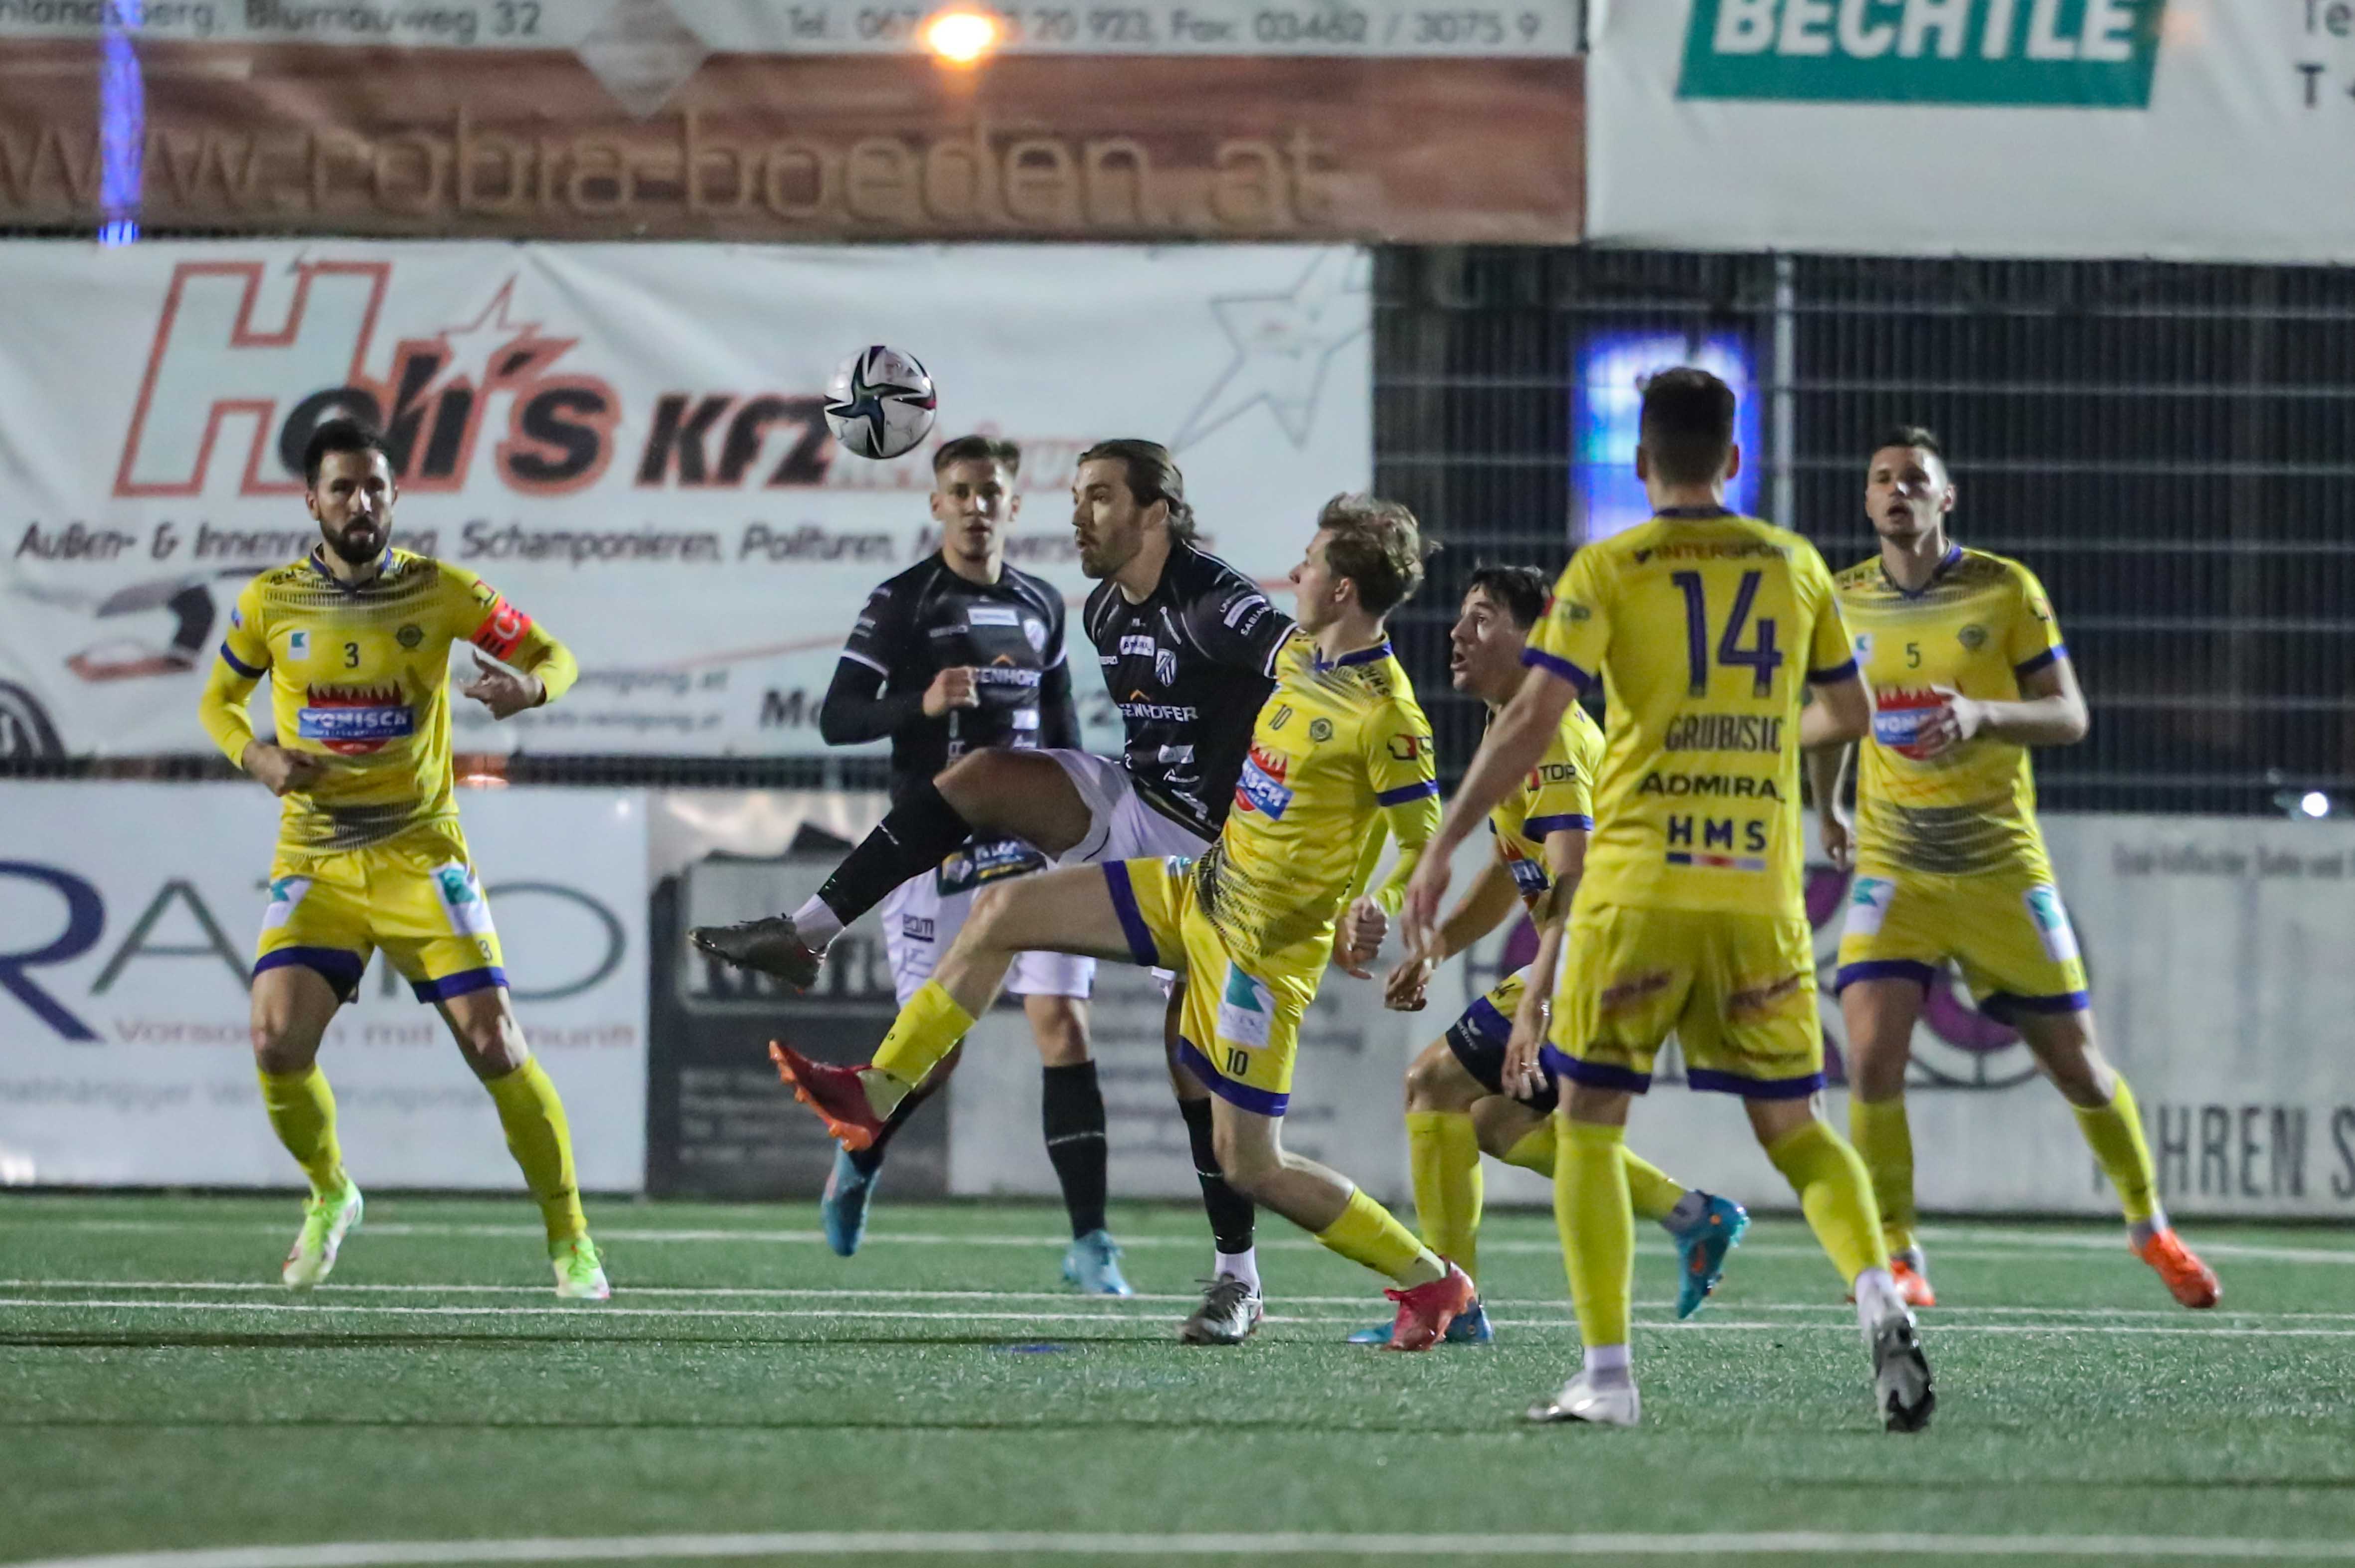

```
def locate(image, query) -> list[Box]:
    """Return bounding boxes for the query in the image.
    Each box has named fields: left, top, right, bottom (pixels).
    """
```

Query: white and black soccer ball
left=823, top=345, right=938, bottom=460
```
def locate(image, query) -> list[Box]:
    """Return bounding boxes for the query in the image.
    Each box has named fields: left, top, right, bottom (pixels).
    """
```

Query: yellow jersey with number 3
left=1522, top=511, right=1853, bottom=915
left=205, top=548, right=573, bottom=855
left=1487, top=702, right=1603, bottom=908
left=1194, top=631, right=1441, bottom=975
left=1834, top=545, right=2067, bottom=879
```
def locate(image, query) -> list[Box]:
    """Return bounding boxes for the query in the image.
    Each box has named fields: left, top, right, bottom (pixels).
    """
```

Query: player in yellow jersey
left=769, top=495, right=1481, bottom=1350
left=196, top=421, right=608, bottom=1301
left=1344, top=565, right=1745, bottom=1345
left=1405, top=369, right=1933, bottom=1432
left=1813, top=427, right=2218, bottom=1311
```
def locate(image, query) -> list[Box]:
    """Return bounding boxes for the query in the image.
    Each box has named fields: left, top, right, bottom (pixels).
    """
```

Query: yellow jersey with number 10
left=1523, top=511, right=1853, bottom=915
left=1834, top=545, right=2066, bottom=879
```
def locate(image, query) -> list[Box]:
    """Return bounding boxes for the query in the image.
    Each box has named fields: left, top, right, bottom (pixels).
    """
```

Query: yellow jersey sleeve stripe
left=1807, top=656, right=1859, bottom=684
left=1522, top=644, right=1594, bottom=691
left=1375, top=779, right=1439, bottom=806
left=2015, top=643, right=2068, bottom=678
left=218, top=642, right=267, bottom=679
left=1525, top=812, right=1594, bottom=836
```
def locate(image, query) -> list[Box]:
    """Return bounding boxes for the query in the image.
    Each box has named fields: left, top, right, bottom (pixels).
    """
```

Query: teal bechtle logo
left=1678, top=0, right=2168, bottom=107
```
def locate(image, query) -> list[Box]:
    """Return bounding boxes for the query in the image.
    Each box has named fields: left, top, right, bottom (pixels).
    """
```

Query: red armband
left=470, top=598, right=533, bottom=661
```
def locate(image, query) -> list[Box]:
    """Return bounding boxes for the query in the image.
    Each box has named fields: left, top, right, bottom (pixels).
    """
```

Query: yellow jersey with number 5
left=1522, top=511, right=1853, bottom=915
left=1834, top=545, right=2066, bottom=879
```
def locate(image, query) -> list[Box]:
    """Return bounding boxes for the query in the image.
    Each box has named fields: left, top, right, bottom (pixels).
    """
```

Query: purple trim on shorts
left=1807, top=658, right=1859, bottom=685
left=254, top=945, right=366, bottom=999
left=409, top=966, right=508, bottom=1003
left=1834, top=959, right=1938, bottom=994
left=1376, top=779, right=1439, bottom=806
left=1524, top=813, right=1594, bottom=837
left=1521, top=646, right=1595, bottom=693
left=217, top=642, right=267, bottom=679
left=1101, top=862, right=1160, bottom=968
left=1461, top=994, right=1512, bottom=1046
left=1980, top=989, right=2091, bottom=1020
left=1540, top=1043, right=1652, bottom=1095
left=1687, top=1067, right=1827, bottom=1100
left=1175, top=1036, right=1290, bottom=1118
left=2015, top=644, right=2067, bottom=679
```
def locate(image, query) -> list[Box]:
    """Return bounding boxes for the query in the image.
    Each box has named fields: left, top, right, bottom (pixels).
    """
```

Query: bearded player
left=196, top=420, right=607, bottom=1300
left=1813, top=427, right=2217, bottom=1310
left=767, top=495, right=1481, bottom=1351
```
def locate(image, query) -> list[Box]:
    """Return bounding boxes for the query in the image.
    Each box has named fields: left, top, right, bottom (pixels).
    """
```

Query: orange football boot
left=2136, top=1229, right=2220, bottom=1309
left=768, top=1040, right=886, bottom=1152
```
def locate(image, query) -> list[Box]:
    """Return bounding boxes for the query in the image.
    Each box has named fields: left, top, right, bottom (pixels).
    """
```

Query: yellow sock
left=1849, top=1096, right=1918, bottom=1254
left=1406, top=1110, right=1482, bottom=1282
left=1766, top=1117, right=1888, bottom=1286
left=1503, top=1125, right=1684, bottom=1225
left=484, top=1059, right=586, bottom=1245
left=2075, top=1078, right=2161, bottom=1226
left=1315, top=1187, right=1440, bottom=1286
left=256, top=1065, right=343, bottom=1197
left=870, top=980, right=976, bottom=1093
left=1555, top=1118, right=1634, bottom=1350
left=1621, top=1150, right=1686, bottom=1225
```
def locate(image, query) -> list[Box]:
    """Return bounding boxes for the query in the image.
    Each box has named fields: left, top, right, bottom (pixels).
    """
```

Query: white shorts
left=879, top=873, right=1095, bottom=1010
left=1042, top=750, right=1212, bottom=865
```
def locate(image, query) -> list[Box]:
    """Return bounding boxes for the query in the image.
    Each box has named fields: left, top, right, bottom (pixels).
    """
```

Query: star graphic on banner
left=1171, top=251, right=1371, bottom=453
left=413, top=278, right=548, bottom=401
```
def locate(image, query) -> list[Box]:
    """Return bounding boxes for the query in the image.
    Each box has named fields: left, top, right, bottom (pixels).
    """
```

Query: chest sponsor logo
left=1234, top=743, right=1294, bottom=819
left=1638, top=771, right=1785, bottom=801
left=968, top=605, right=1020, bottom=628
left=1871, top=686, right=1946, bottom=759
left=1120, top=634, right=1158, bottom=657
left=1121, top=690, right=1199, bottom=722
left=297, top=682, right=416, bottom=754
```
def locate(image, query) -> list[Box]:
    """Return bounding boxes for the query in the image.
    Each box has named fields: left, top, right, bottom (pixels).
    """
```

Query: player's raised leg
left=1841, top=975, right=1939, bottom=1306
left=251, top=962, right=363, bottom=1289
left=2013, top=1007, right=2217, bottom=1308
left=438, top=987, right=607, bottom=1301
left=767, top=864, right=1139, bottom=1149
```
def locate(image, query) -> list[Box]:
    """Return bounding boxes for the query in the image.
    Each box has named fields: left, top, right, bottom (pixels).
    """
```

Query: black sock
left=1178, top=1094, right=1255, bottom=1255
left=1041, top=1061, right=1109, bottom=1240
left=815, top=778, right=974, bottom=927
left=854, top=1041, right=964, bottom=1172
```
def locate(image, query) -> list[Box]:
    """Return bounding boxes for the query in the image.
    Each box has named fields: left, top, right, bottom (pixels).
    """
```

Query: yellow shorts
left=1102, top=856, right=1317, bottom=1117
left=1545, top=903, right=1822, bottom=1099
left=254, top=821, right=507, bottom=1005
left=1835, top=864, right=2089, bottom=1019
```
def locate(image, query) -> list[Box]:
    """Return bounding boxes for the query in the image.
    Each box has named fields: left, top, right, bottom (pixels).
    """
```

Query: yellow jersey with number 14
left=1523, top=511, right=1853, bottom=915
left=1834, top=545, right=2066, bottom=880
left=1193, top=631, right=1441, bottom=979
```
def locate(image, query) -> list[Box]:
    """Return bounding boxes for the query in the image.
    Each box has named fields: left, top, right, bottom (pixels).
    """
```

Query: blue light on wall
left=1572, top=332, right=1763, bottom=542
left=98, top=20, right=143, bottom=245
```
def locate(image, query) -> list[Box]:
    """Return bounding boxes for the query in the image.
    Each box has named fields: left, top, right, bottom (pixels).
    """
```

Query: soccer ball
left=823, top=345, right=938, bottom=460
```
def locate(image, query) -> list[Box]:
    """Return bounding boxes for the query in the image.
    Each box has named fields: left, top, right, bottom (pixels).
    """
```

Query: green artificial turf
left=2, top=1194, right=2352, bottom=1566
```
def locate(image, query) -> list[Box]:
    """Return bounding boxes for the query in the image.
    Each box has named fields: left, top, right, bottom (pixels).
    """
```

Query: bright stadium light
left=2300, top=790, right=2332, bottom=819
left=922, top=8, right=1001, bottom=66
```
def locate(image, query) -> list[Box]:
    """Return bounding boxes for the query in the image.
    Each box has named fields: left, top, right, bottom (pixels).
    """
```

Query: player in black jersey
left=798, top=435, right=1125, bottom=1289
left=693, top=440, right=1303, bottom=1337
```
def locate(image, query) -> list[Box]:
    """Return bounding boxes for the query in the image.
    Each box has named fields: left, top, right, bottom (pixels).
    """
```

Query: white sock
left=1214, top=1246, right=1260, bottom=1294
left=1582, top=1342, right=1633, bottom=1387
left=790, top=896, right=842, bottom=950
left=2128, top=1208, right=2168, bottom=1250
left=1852, top=1265, right=1905, bottom=1334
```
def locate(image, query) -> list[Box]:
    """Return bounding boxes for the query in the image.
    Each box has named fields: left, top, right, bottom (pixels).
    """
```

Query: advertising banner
left=0, top=239, right=1371, bottom=759
left=0, top=783, right=649, bottom=1189
left=0, top=3, right=1581, bottom=242
left=1588, top=1, right=2354, bottom=263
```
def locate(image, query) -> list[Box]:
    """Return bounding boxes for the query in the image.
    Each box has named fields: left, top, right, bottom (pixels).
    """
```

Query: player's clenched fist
left=923, top=666, right=981, bottom=717
left=240, top=741, right=327, bottom=797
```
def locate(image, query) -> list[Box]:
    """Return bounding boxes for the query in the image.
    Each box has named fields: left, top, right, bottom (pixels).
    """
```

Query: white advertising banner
left=0, top=783, right=649, bottom=1189
left=0, top=240, right=1371, bottom=759
left=1587, top=1, right=2352, bottom=263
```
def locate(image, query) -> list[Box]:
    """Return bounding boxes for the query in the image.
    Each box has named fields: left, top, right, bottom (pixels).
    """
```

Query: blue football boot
left=1062, top=1228, right=1134, bottom=1296
left=820, top=1147, right=880, bottom=1258
left=1673, top=1193, right=1749, bottom=1320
